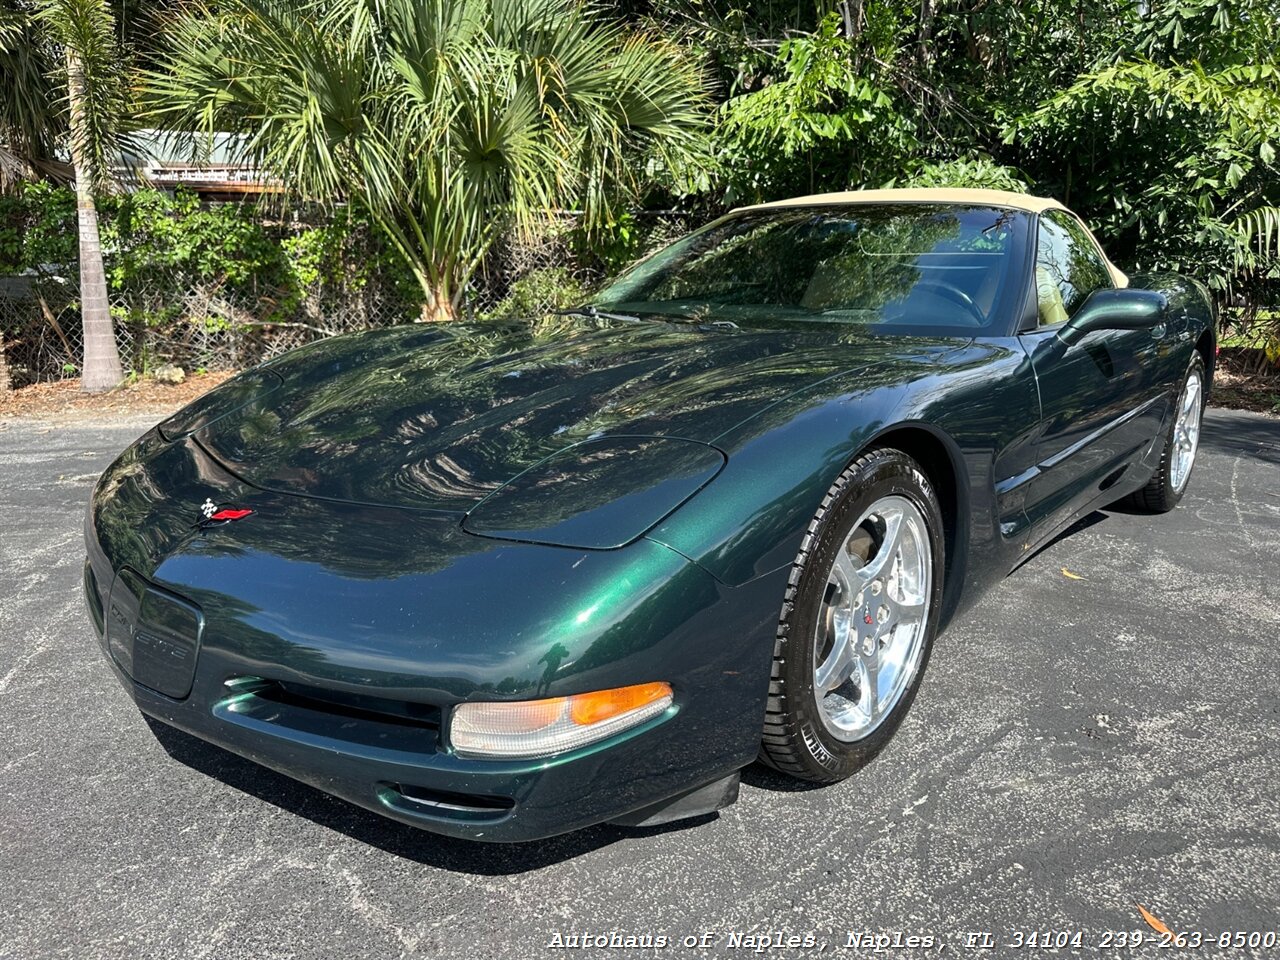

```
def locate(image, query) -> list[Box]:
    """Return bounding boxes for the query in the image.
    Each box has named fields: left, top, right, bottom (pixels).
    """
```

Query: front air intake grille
left=252, top=680, right=442, bottom=731
left=216, top=677, right=443, bottom=756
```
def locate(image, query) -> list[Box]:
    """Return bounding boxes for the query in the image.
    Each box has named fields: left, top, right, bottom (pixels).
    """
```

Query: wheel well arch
left=860, top=422, right=969, bottom=631
left=1194, top=326, right=1216, bottom=393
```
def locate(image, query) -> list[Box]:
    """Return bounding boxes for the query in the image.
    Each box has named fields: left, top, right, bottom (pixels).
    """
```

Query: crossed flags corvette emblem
left=197, top=497, right=254, bottom=528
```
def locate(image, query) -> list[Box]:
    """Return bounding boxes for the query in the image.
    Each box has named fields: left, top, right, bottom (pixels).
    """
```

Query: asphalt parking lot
left=2, top=408, right=1278, bottom=959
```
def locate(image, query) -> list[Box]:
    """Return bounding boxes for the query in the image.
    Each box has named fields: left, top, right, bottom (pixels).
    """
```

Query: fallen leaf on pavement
left=1137, top=904, right=1172, bottom=936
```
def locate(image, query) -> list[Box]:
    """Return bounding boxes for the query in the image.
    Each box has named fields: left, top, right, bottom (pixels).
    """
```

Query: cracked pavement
left=1, top=408, right=1278, bottom=959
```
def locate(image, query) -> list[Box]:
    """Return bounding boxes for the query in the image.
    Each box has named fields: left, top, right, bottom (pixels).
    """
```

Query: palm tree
left=148, top=0, right=708, bottom=321
left=36, top=0, right=126, bottom=391
left=1, top=3, right=57, bottom=394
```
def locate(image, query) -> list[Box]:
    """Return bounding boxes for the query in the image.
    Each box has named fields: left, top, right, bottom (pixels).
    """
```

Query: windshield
left=594, top=204, right=1030, bottom=336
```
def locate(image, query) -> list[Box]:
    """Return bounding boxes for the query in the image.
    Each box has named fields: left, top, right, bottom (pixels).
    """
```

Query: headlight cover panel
left=158, top=368, right=284, bottom=441
left=462, top=436, right=726, bottom=550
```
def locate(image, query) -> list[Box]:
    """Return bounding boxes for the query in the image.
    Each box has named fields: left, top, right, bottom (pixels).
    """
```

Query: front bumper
left=95, top=643, right=743, bottom=841
left=83, top=432, right=782, bottom=841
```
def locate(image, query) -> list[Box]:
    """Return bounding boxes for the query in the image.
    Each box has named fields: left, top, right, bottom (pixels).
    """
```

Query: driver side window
left=1034, top=210, right=1112, bottom=327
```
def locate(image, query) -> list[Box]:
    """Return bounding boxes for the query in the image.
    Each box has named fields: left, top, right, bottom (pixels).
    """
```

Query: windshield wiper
left=556, top=304, right=739, bottom=332
left=651, top=314, right=740, bottom=331
left=554, top=304, right=642, bottom=323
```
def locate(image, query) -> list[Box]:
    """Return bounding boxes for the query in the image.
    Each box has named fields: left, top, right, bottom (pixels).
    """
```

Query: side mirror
left=1058, top=288, right=1167, bottom=348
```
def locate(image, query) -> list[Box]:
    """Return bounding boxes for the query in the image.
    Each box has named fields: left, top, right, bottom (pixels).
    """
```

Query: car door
left=1018, top=210, right=1166, bottom=543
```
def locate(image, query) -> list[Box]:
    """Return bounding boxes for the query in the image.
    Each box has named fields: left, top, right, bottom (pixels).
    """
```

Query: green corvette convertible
left=85, top=188, right=1214, bottom=841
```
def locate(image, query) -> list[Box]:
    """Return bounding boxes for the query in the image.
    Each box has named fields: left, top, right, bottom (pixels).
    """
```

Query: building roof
left=740, top=187, right=1067, bottom=214
left=116, top=129, right=281, bottom=197
left=121, top=128, right=250, bottom=168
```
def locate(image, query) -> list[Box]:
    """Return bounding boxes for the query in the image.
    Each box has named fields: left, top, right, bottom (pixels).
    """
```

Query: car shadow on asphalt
left=738, top=764, right=830, bottom=792
left=144, top=717, right=719, bottom=874
left=1010, top=509, right=1111, bottom=567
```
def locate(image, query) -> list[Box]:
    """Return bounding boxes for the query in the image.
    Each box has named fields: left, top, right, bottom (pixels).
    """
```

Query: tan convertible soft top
left=735, top=187, right=1129, bottom=287
left=740, top=187, right=1066, bottom=214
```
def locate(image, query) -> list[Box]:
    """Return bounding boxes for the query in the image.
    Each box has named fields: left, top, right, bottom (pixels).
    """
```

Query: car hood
left=184, top=316, right=959, bottom=512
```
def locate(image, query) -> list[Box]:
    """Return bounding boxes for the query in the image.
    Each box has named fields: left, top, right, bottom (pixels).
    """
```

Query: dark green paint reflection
left=191, top=318, right=952, bottom=513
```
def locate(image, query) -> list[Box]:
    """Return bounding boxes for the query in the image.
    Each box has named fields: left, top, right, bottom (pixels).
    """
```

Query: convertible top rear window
left=595, top=204, right=1030, bottom=336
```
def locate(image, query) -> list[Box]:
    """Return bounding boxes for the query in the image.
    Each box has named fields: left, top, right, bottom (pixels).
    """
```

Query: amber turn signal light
left=450, top=682, right=673, bottom=759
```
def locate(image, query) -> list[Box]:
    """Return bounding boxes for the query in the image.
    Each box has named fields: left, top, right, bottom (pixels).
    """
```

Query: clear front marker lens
left=450, top=682, right=673, bottom=759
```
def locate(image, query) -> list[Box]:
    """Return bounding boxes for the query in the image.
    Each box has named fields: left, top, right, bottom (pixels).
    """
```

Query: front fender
left=647, top=369, right=908, bottom=586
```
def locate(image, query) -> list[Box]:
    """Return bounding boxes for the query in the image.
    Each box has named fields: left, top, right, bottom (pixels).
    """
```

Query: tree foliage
left=705, top=6, right=960, bottom=203
left=146, top=0, right=709, bottom=320
left=640, top=0, right=1280, bottom=351
left=4, top=0, right=1280, bottom=361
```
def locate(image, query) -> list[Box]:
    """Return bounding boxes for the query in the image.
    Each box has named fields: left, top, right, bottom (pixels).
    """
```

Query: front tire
left=759, top=448, right=945, bottom=783
left=1128, top=354, right=1206, bottom=513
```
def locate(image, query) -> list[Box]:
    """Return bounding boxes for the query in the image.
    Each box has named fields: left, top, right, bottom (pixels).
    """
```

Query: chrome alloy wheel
left=812, top=495, right=932, bottom=741
left=1170, top=368, right=1203, bottom=493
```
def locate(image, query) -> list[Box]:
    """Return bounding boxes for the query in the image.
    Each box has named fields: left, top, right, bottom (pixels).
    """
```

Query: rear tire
left=1127, top=354, right=1205, bottom=513
left=759, top=448, right=945, bottom=783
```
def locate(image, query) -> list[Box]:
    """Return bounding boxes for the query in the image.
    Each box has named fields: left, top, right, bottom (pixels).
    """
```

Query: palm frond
left=0, top=10, right=23, bottom=49
left=1233, top=205, right=1280, bottom=259
left=36, top=0, right=130, bottom=192
left=0, top=6, right=63, bottom=172
left=0, top=143, right=34, bottom=191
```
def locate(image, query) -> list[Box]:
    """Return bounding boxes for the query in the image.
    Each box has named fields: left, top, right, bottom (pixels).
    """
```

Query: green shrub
left=0, top=181, right=79, bottom=273
left=887, top=157, right=1033, bottom=193
left=482, top=267, right=588, bottom=320
left=0, top=184, right=419, bottom=330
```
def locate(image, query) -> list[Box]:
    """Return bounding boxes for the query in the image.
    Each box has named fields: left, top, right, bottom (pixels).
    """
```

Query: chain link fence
left=0, top=210, right=693, bottom=389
